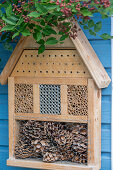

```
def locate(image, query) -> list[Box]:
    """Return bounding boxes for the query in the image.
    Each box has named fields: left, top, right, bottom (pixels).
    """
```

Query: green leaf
left=12, top=32, right=19, bottom=39
left=45, top=37, right=58, bottom=45
left=60, top=34, right=68, bottom=41
left=38, top=44, right=45, bottom=54
left=22, top=29, right=31, bottom=36
left=35, top=25, right=42, bottom=31
left=28, top=12, right=41, bottom=18
left=83, top=25, right=88, bottom=30
left=1, top=25, right=15, bottom=31
left=2, top=16, right=16, bottom=25
left=40, top=19, right=45, bottom=26
left=94, top=21, right=102, bottom=32
left=33, top=32, right=42, bottom=42
left=35, top=3, right=47, bottom=14
left=6, top=4, right=12, bottom=17
left=89, top=29, right=96, bottom=36
left=100, top=33, right=113, bottom=40
left=81, top=8, right=93, bottom=17
left=88, top=20, right=94, bottom=28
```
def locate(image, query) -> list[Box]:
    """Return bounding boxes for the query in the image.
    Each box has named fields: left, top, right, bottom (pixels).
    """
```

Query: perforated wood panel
left=67, top=85, right=88, bottom=116
left=11, top=50, right=91, bottom=78
left=40, top=84, right=61, bottom=115
left=15, top=84, right=33, bottom=113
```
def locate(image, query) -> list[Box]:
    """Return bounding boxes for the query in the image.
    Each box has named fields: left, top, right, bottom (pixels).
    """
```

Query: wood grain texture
left=11, top=49, right=91, bottom=78
left=14, top=77, right=88, bottom=85
left=88, top=79, right=101, bottom=169
left=15, top=113, right=88, bottom=123
left=70, top=21, right=111, bottom=88
left=7, top=159, right=94, bottom=170
left=1, top=37, right=28, bottom=85
left=8, top=77, right=14, bottom=158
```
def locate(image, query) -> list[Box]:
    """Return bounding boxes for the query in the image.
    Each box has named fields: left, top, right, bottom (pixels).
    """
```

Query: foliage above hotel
left=0, top=0, right=112, bottom=53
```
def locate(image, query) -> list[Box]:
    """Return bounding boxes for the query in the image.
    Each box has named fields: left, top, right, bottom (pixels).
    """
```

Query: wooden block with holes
left=0, top=22, right=111, bottom=170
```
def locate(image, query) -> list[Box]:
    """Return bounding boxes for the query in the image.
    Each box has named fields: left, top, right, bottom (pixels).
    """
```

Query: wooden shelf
left=7, top=159, right=95, bottom=170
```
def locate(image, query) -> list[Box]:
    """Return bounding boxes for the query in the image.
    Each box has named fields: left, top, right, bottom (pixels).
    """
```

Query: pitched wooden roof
left=0, top=21, right=111, bottom=88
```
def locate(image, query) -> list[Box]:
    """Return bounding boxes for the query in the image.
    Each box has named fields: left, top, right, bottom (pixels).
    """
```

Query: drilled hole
left=28, top=63, right=30, bottom=65
left=40, top=63, right=42, bottom=65
left=40, top=71, right=42, bottom=73
left=53, top=63, right=54, bottom=65
left=73, top=55, right=75, bottom=57
left=37, top=55, right=39, bottom=57
left=64, top=71, right=66, bottom=73
left=28, top=71, right=30, bottom=73
left=23, top=70, right=25, bottom=73
left=55, top=55, right=57, bottom=57
left=49, top=55, right=51, bottom=57
left=52, top=71, right=54, bottom=73
left=22, top=63, right=23, bottom=65
left=61, top=55, right=63, bottom=57
left=72, top=63, right=74, bottom=65
left=33, top=62, right=36, bottom=65
left=43, top=55, right=44, bottom=57
left=31, top=55, right=33, bottom=57
left=46, top=71, right=48, bottom=73
left=34, top=71, right=36, bottom=73
left=17, top=70, right=19, bottom=72
left=46, top=63, right=48, bottom=65
left=25, top=55, right=27, bottom=57
left=83, top=71, right=86, bottom=74
left=67, top=55, right=69, bottom=57
left=58, top=71, right=60, bottom=73
left=70, top=71, right=72, bottom=73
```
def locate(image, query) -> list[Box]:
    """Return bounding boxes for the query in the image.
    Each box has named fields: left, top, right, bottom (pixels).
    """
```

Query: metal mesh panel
left=40, top=85, right=61, bottom=115
left=67, top=85, right=88, bottom=116
left=15, top=120, right=88, bottom=165
left=15, top=84, right=33, bottom=113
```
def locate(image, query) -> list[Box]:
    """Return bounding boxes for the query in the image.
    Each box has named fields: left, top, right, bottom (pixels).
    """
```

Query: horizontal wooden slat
left=7, top=159, right=94, bottom=170
left=14, top=77, right=88, bottom=85
left=15, top=113, right=88, bottom=123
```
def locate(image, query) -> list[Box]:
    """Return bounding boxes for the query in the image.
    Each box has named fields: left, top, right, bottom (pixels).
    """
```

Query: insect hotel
left=0, top=22, right=111, bottom=170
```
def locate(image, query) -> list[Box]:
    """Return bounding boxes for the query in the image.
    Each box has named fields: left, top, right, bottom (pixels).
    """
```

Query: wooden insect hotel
left=0, top=22, right=111, bottom=170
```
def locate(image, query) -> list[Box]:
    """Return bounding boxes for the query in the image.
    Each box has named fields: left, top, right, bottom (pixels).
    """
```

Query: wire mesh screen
left=15, top=120, right=88, bottom=165
left=15, top=84, right=33, bottom=113
left=67, top=85, right=88, bottom=116
left=40, top=85, right=61, bottom=115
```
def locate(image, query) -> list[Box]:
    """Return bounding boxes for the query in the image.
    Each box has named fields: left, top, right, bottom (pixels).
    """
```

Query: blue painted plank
left=101, top=124, right=111, bottom=152
left=101, top=153, right=111, bottom=170
left=0, top=84, right=8, bottom=95
left=0, top=120, right=8, bottom=146
left=101, top=96, right=111, bottom=124
left=90, top=40, right=111, bottom=68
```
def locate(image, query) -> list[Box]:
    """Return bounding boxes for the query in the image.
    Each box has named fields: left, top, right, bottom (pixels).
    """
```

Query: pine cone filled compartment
left=15, top=120, right=88, bottom=165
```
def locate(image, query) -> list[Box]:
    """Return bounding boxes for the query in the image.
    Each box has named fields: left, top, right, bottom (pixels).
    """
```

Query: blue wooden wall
left=0, top=16, right=111, bottom=170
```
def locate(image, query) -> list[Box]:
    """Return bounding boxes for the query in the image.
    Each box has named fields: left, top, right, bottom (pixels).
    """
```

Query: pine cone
left=43, top=152, right=59, bottom=163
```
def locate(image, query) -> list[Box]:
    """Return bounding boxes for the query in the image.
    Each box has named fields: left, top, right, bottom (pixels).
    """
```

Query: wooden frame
left=7, top=77, right=101, bottom=170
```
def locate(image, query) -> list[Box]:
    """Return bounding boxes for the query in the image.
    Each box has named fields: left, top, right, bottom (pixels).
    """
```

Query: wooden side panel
left=8, top=77, right=14, bottom=158
left=88, top=79, right=101, bottom=169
